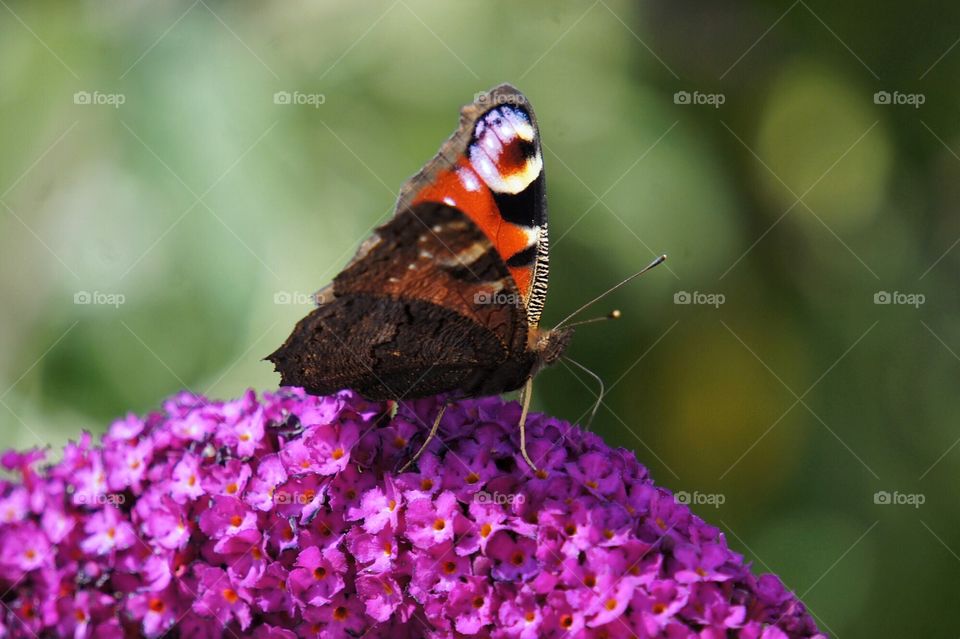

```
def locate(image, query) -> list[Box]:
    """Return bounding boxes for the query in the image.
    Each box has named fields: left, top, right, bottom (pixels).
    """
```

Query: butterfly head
left=530, top=325, right=575, bottom=373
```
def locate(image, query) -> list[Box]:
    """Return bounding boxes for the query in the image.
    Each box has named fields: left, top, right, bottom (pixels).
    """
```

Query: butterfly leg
left=399, top=402, right=448, bottom=473
left=518, top=377, right=538, bottom=471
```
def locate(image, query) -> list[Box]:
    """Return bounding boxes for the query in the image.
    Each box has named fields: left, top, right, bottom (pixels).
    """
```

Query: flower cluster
left=0, top=389, right=825, bottom=638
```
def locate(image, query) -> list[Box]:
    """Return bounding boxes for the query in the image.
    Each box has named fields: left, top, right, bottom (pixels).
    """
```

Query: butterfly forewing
left=269, top=84, right=562, bottom=401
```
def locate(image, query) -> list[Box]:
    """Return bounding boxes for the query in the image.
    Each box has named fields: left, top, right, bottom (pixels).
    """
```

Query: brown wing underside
left=332, top=201, right=527, bottom=353
left=268, top=294, right=522, bottom=400
left=267, top=202, right=534, bottom=400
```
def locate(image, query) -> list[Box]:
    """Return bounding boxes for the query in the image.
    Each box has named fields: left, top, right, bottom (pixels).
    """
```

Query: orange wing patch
left=411, top=158, right=535, bottom=300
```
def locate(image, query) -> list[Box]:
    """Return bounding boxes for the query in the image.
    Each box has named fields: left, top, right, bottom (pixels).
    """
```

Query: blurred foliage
left=1, top=1, right=959, bottom=635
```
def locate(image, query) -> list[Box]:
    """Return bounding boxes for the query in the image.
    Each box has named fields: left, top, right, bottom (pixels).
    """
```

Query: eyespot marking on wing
left=468, top=105, right=543, bottom=196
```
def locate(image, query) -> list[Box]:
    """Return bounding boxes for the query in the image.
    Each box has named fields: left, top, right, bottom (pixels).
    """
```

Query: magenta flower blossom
left=0, top=389, right=826, bottom=638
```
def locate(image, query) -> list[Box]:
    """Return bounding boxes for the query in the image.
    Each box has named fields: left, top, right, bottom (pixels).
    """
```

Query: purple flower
left=404, top=490, right=461, bottom=548
left=0, top=390, right=826, bottom=638
left=79, top=505, right=136, bottom=556
left=193, top=565, right=253, bottom=630
left=486, top=530, right=538, bottom=581
left=288, top=545, right=347, bottom=607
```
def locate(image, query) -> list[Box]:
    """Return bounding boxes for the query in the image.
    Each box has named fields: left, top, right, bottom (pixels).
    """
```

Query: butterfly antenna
left=563, top=309, right=622, bottom=329
left=563, top=356, right=605, bottom=429
left=554, top=255, right=667, bottom=330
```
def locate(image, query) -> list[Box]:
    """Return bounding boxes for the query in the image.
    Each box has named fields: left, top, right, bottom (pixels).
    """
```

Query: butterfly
left=268, top=84, right=664, bottom=470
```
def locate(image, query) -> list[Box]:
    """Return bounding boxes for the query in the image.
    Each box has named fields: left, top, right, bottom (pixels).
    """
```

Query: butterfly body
left=269, top=85, right=570, bottom=405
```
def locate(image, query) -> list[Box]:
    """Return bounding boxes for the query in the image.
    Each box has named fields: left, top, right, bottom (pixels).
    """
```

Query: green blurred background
left=1, top=1, right=958, bottom=635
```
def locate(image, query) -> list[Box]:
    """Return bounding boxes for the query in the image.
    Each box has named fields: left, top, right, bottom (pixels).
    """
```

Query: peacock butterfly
left=268, top=84, right=664, bottom=469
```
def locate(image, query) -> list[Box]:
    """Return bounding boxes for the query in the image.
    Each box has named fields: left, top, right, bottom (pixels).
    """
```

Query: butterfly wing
left=398, top=84, right=550, bottom=327
left=269, top=86, right=551, bottom=399
left=269, top=201, right=537, bottom=399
